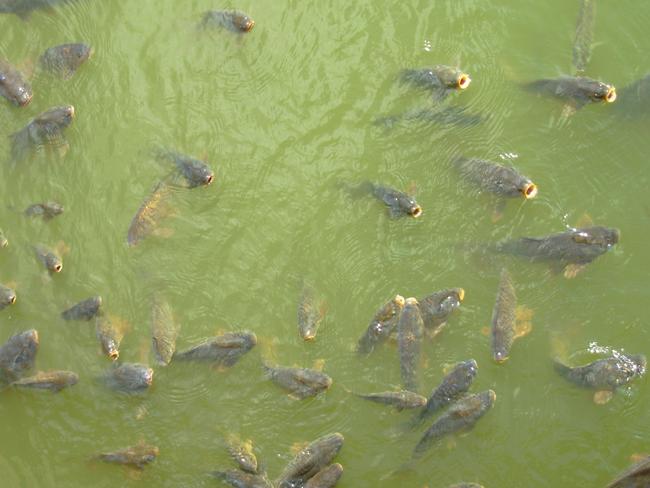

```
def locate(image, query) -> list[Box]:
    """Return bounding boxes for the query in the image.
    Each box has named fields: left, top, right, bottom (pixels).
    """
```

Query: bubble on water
left=423, top=40, right=431, bottom=52
left=498, top=152, right=519, bottom=160
left=587, top=342, right=645, bottom=376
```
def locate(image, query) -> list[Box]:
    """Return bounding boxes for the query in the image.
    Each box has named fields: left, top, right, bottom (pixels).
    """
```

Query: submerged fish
left=126, top=181, right=173, bottom=247
left=573, top=0, right=595, bottom=74
left=11, top=105, right=75, bottom=163
left=297, top=282, right=326, bottom=341
left=375, top=106, right=485, bottom=130
left=0, top=329, right=39, bottom=382
left=448, top=484, right=484, bottom=488
left=418, top=288, right=464, bottom=334
left=33, top=243, right=63, bottom=273
left=495, top=226, right=619, bottom=277
left=353, top=182, right=422, bottom=219
left=453, top=157, right=537, bottom=200
left=304, top=463, right=344, bottom=488
left=61, top=296, right=102, bottom=321
left=96, top=443, right=159, bottom=469
left=104, top=363, right=153, bottom=393
left=0, top=283, right=17, bottom=310
left=416, top=359, right=478, bottom=424
left=401, top=65, right=471, bottom=100
left=356, top=295, right=405, bottom=355
left=554, top=354, right=646, bottom=391
left=398, top=297, right=424, bottom=392
left=154, top=147, right=214, bottom=188
left=414, top=390, right=496, bottom=457
left=151, top=295, right=178, bottom=366
left=0, top=58, right=32, bottom=106
left=25, top=201, right=64, bottom=220
left=354, top=390, right=426, bottom=410
left=226, top=436, right=258, bottom=474
left=607, top=455, right=650, bottom=488
left=264, top=364, right=332, bottom=399
left=209, top=470, right=272, bottom=488
left=39, top=43, right=92, bottom=80
left=525, top=76, right=616, bottom=108
left=276, top=433, right=344, bottom=488
left=0, top=0, right=80, bottom=20
left=201, top=10, right=255, bottom=33
left=174, top=331, right=256, bottom=367
left=491, top=269, right=518, bottom=363
left=95, top=315, right=127, bottom=360
left=11, top=370, right=78, bottom=392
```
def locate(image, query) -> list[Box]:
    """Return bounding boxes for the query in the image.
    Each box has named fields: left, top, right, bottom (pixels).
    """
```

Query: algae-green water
left=1, top=1, right=650, bottom=486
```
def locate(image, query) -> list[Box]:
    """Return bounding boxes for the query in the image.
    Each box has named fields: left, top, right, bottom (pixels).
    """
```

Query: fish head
left=493, top=349, right=509, bottom=364
left=630, top=355, right=647, bottom=376
left=458, top=359, right=479, bottom=382
left=0, top=72, right=32, bottom=106
left=579, top=78, right=616, bottom=103
left=0, top=286, right=16, bottom=307
left=571, top=227, right=620, bottom=249
left=38, top=105, right=75, bottom=129
left=45, top=202, right=65, bottom=215
left=315, top=433, right=344, bottom=458
left=398, top=194, right=422, bottom=218
left=142, top=367, right=154, bottom=386
left=106, top=341, right=119, bottom=360
left=233, top=13, right=255, bottom=32
left=186, top=161, right=214, bottom=187
left=65, top=372, right=80, bottom=386
left=45, top=253, right=63, bottom=273
left=69, top=43, right=93, bottom=65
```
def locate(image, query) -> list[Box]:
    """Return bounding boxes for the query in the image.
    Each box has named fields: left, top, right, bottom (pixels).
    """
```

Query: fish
left=400, top=65, right=471, bottom=100
left=415, top=359, right=479, bottom=424
left=453, top=157, right=538, bottom=200
left=126, top=181, right=174, bottom=247
left=0, top=58, right=32, bottom=106
left=174, top=331, right=257, bottom=367
left=95, top=315, right=128, bottom=360
left=398, top=297, right=424, bottom=392
left=494, top=226, right=619, bottom=278
left=96, top=442, right=159, bottom=469
left=572, top=0, right=595, bottom=74
left=209, top=470, right=273, bottom=488
left=226, top=436, right=258, bottom=474
left=151, top=295, right=178, bottom=366
left=353, top=390, right=427, bottom=410
left=607, top=455, right=650, bottom=488
left=61, top=296, right=102, bottom=321
left=0, top=329, right=39, bottom=382
left=24, top=201, right=64, bottom=220
left=0, top=228, right=7, bottom=248
left=418, top=288, right=464, bottom=335
left=491, top=269, right=518, bottom=363
left=104, top=363, right=154, bottom=393
left=11, top=370, right=78, bottom=392
left=297, top=282, right=326, bottom=341
left=39, top=43, right=92, bottom=80
left=554, top=354, right=646, bottom=391
left=10, top=105, right=75, bottom=163
left=616, top=74, right=650, bottom=118
left=33, top=243, right=63, bottom=273
left=375, top=106, right=485, bottom=130
left=0, top=283, right=17, bottom=310
left=353, top=182, right=422, bottom=219
left=448, top=484, right=484, bottom=488
left=304, top=463, right=344, bottom=488
left=263, top=364, right=332, bottom=399
left=413, top=390, right=496, bottom=457
left=200, top=10, right=255, bottom=33
left=276, top=433, right=344, bottom=488
left=525, top=76, right=616, bottom=108
left=153, top=147, right=214, bottom=188
left=356, top=295, right=405, bottom=355
left=0, top=0, right=80, bottom=20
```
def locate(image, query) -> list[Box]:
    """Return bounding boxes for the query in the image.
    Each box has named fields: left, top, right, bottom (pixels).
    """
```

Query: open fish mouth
left=493, top=351, right=509, bottom=363
left=457, top=74, right=471, bottom=90
left=410, top=205, right=423, bottom=218
left=457, top=288, right=465, bottom=302
left=205, top=174, right=214, bottom=185
left=522, top=182, right=538, bottom=199
left=242, top=19, right=255, bottom=32
left=8, top=295, right=16, bottom=305
left=394, top=295, right=405, bottom=307
left=605, top=87, right=616, bottom=103
left=53, top=263, right=63, bottom=273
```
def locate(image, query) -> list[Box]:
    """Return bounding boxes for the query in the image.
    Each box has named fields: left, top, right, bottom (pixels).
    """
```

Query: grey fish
left=414, top=390, right=496, bottom=457
left=400, top=65, right=471, bottom=100
left=151, top=295, right=178, bottom=366
left=96, top=443, right=159, bottom=469
left=25, top=201, right=64, bottom=220
left=356, top=295, right=405, bottom=355
left=33, top=243, right=63, bottom=273
left=491, top=269, right=517, bottom=363
left=0, top=329, right=39, bottom=382
left=0, top=283, right=17, bottom=310
left=353, top=182, right=422, bottom=219
left=418, top=288, right=464, bottom=334
left=209, top=470, right=272, bottom=488
left=607, top=455, right=650, bottom=488
left=201, top=10, right=255, bottom=33
left=95, top=315, right=127, bottom=360
left=61, top=296, right=102, bottom=321
left=226, top=436, right=258, bottom=474
left=448, top=484, right=484, bottom=488
left=126, top=181, right=173, bottom=247
left=453, top=157, right=538, bottom=200
left=154, top=147, right=214, bottom=188
left=0, top=228, right=7, bottom=248
left=263, top=364, right=332, bottom=399
left=0, top=0, right=80, bottom=20
left=573, top=0, right=595, bottom=74
left=375, top=106, right=485, bottom=130
left=104, top=363, right=153, bottom=393
left=39, top=43, right=92, bottom=80
left=416, top=359, right=479, bottom=424
left=0, top=58, right=32, bottom=106
left=304, top=463, right=344, bottom=488
left=297, top=282, right=325, bottom=341
left=525, top=76, right=616, bottom=108
left=354, top=390, right=427, bottom=410
left=11, top=370, right=78, bottom=392
left=554, top=354, right=646, bottom=391
left=174, top=331, right=256, bottom=367
left=616, top=74, right=650, bottom=118
left=398, top=297, right=424, bottom=392
left=11, top=105, right=75, bottom=163
left=276, top=433, right=344, bottom=488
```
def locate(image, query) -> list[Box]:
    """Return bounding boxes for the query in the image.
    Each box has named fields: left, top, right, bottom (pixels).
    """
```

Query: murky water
left=1, top=1, right=650, bottom=486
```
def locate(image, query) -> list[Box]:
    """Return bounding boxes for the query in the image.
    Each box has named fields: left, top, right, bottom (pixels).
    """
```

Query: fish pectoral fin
left=593, top=390, right=613, bottom=405
left=515, top=305, right=534, bottom=322
left=563, top=263, right=587, bottom=279
left=289, top=441, right=308, bottom=456
left=152, top=227, right=174, bottom=239
left=431, top=87, right=449, bottom=102
left=514, top=321, right=532, bottom=339
left=491, top=199, right=507, bottom=223
left=575, top=212, right=594, bottom=228
left=480, top=326, right=490, bottom=337
left=312, top=358, right=325, bottom=372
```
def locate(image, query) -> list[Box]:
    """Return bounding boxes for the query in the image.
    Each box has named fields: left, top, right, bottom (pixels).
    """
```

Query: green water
left=1, top=1, right=650, bottom=486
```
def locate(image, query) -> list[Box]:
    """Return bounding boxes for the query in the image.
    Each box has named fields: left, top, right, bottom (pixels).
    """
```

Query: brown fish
left=96, top=442, right=159, bottom=469
left=11, top=370, right=78, bottom=392
left=356, top=295, right=404, bottom=355
left=276, top=433, right=344, bottom=488
left=0, top=283, right=17, bottom=310
left=96, top=314, right=128, bottom=360
left=607, top=455, right=650, bottom=488
left=201, top=10, right=255, bottom=33
left=33, top=243, right=64, bottom=273
left=0, top=329, right=39, bottom=382
left=304, top=463, right=343, bottom=488
left=11, top=105, right=75, bottom=163
left=298, top=282, right=326, bottom=341
left=151, top=294, right=178, bottom=366
left=264, top=363, right=332, bottom=399
left=398, top=297, right=424, bottom=392
left=490, top=269, right=531, bottom=363
left=226, top=435, right=258, bottom=474
left=126, top=181, right=174, bottom=247
left=0, top=58, right=32, bottom=106
left=39, top=43, right=92, bottom=80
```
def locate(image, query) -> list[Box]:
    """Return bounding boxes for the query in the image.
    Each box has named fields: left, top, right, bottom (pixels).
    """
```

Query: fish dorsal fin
left=575, top=212, right=594, bottom=229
